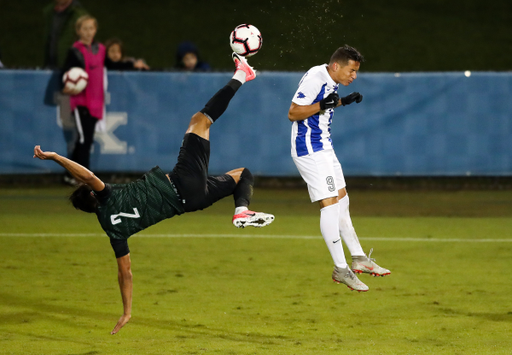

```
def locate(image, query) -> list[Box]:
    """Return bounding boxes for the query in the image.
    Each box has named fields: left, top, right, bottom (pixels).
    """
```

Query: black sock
left=233, top=168, right=254, bottom=208
left=200, top=79, right=242, bottom=122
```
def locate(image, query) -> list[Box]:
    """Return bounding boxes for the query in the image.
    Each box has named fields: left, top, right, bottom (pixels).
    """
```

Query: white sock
left=234, top=206, right=248, bottom=215
left=338, top=195, right=365, bottom=257
left=232, top=70, right=246, bottom=84
left=320, top=204, right=347, bottom=268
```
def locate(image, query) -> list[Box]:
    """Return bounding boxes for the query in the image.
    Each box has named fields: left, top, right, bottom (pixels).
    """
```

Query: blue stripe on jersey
left=313, top=84, right=328, bottom=104
left=308, top=113, right=323, bottom=153
left=294, top=83, right=328, bottom=157
left=295, top=121, right=309, bottom=157
left=310, top=84, right=328, bottom=153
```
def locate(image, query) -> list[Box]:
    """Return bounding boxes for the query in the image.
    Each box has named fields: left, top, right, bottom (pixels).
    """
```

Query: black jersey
left=95, top=166, right=184, bottom=240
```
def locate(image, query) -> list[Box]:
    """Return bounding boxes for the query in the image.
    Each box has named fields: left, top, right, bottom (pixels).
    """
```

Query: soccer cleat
left=232, top=210, right=274, bottom=228
left=232, top=52, right=256, bottom=82
left=332, top=266, right=369, bottom=292
left=351, top=248, right=391, bottom=277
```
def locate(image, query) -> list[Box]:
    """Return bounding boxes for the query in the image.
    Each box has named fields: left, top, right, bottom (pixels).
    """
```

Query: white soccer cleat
left=351, top=248, right=391, bottom=277
left=232, top=210, right=274, bottom=228
left=332, top=266, right=369, bottom=292
left=232, top=52, right=256, bottom=82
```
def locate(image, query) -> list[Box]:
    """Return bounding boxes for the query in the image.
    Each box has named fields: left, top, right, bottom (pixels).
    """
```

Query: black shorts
left=169, top=133, right=237, bottom=212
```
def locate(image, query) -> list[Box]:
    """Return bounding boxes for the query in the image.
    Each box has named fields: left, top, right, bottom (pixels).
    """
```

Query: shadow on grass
left=437, top=307, right=512, bottom=322
left=0, top=291, right=291, bottom=345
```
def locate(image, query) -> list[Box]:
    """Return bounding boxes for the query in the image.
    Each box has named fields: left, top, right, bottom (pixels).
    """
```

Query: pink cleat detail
left=232, top=52, right=257, bottom=82
left=232, top=210, right=274, bottom=228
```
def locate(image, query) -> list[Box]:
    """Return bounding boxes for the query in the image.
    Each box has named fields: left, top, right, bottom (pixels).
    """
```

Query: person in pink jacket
left=62, top=15, right=105, bottom=184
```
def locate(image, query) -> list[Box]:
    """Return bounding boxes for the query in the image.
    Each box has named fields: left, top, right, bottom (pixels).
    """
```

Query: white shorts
left=293, top=149, right=346, bottom=202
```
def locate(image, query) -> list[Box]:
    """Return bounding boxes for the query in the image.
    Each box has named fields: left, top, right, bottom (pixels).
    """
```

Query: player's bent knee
left=186, top=112, right=212, bottom=139
left=189, top=112, right=212, bottom=126
left=226, top=167, right=245, bottom=183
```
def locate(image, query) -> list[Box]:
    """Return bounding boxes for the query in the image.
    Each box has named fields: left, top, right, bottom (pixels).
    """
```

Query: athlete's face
left=77, top=19, right=97, bottom=45
left=330, top=60, right=360, bottom=86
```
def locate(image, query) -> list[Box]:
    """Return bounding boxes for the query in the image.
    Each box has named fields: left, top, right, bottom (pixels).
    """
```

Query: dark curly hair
left=69, top=184, right=98, bottom=213
left=330, top=45, right=364, bottom=66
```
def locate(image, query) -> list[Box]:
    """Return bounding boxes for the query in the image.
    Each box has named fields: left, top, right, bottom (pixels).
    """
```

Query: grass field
left=1, top=187, right=512, bottom=354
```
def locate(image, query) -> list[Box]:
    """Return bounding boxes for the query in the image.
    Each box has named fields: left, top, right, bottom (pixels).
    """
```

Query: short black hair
left=330, top=45, right=364, bottom=66
left=69, top=184, right=98, bottom=213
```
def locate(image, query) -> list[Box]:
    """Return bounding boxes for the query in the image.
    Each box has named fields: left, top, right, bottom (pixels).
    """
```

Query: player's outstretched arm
left=111, top=254, right=133, bottom=335
left=288, top=102, right=321, bottom=121
left=33, top=145, right=105, bottom=191
left=288, top=93, right=341, bottom=122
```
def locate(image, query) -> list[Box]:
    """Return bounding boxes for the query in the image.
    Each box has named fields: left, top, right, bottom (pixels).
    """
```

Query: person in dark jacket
left=43, top=0, right=88, bottom=69
left=175, top=41, right=211, bottom=71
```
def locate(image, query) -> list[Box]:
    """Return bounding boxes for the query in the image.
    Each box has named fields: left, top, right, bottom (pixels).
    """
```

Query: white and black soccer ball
left=229, top=24, right=262, bottom=57
left=62, top=67, right=88, bottom=94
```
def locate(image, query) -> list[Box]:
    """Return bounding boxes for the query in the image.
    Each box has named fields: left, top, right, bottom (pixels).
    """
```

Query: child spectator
left=175, top=41, right=211, bottom=71
left=105, top=38, right=149, bottom=71
left=61, top=15, right=105, bottom=184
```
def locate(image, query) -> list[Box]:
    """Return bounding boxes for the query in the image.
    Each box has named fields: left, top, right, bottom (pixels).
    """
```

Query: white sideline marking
left=0, top=233, right=511, bottom=242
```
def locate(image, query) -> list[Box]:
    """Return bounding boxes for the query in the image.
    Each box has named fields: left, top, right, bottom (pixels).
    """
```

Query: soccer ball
left=63, top=67, right=88, bottom=94
left=229, top=24, right=262, bottom=57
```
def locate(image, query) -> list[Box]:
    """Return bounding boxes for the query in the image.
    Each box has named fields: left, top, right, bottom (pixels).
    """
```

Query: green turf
left=1, top=187, right=512, bottom=354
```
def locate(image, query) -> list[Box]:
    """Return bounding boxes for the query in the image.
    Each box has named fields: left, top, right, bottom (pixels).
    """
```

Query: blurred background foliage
left=0, top=0, right=511, bottom=72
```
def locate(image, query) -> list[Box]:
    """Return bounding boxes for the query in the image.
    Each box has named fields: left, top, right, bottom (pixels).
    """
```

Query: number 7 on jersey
left=111, top=208, right=140, bottom=225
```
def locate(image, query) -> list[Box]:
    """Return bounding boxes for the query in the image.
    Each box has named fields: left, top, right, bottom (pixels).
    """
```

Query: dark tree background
left=1, top=0, right=511, bottom=72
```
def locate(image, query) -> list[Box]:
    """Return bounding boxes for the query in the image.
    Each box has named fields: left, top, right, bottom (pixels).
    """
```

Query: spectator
left=62, top=15, right=105, bottom=185
left=105, top=38, right=149, bottom=71
left=175, top=41, right=211, bottom=71
left=43, top=0, right=88, bottom=69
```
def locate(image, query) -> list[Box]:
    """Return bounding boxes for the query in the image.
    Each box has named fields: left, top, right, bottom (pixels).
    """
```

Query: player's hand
left=341, top=92, right=363, bottom=106
left=111, top=314, right=131, bottom=335
left=33, top=145, right=57, bottom=160
left=319, top=92, right=340, bottom=110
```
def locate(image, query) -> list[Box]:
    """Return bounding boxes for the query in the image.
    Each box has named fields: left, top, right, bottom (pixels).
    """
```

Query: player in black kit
left=33, top=53, right=274, bottom=334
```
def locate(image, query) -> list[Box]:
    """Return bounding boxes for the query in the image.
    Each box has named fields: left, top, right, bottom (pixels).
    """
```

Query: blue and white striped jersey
left=290, top=64, right=339, bottom=158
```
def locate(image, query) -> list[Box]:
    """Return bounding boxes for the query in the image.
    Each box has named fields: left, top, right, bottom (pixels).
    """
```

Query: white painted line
left=0, top=233, right=511, bottom=242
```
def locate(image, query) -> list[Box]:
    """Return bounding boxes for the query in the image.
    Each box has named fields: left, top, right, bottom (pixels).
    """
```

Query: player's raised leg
left=192, top=166, right=274, bottom=228
left=336, top=189, right=391, bottom=277
left=169, top=54, right=273, bottom=227
left=228, top=167, right=274, bottom=228
left=319, top=200, right=368, bottom=292
left=185, top=53, right=257, bottom=141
